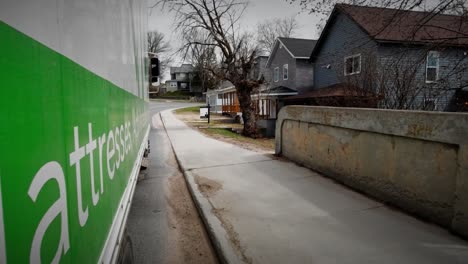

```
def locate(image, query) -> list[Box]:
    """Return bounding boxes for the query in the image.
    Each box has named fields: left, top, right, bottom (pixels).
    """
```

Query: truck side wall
left=0, top=1, right=149, bottom=263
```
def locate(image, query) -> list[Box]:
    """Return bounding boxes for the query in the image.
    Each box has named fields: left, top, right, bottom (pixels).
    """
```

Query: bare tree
left=183, top=30, right=220, bottom=92
left=319, top=46, right=468, bottom=111
left=154, top=0, right=263, bottom=137
left=147, top=30, right=173, bottom=78
left=148, top=31, right=170, bottom=54
left=256, top=16, right=299, bottom=55
left=377, top=48, right=468, bottom=110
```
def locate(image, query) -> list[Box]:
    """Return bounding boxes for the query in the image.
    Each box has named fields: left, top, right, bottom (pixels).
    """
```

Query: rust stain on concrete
left=406, top=123, right=434, bottom=138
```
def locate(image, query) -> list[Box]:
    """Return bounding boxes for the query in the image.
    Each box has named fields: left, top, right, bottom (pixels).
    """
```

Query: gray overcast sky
left=147, top=0, right=323, bottom=70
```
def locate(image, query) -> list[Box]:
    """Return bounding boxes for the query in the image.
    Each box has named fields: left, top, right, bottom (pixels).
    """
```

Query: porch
left=221, top=91, right=241, bottom=115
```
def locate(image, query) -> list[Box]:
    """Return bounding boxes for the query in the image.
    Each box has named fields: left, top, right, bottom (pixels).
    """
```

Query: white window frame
left=426, top=51, right=439, bottom=83
left=283, top=64, right=289, bottom=80
left=274, top=67, right=279, bottom=82
left=344, top=54, right=361, bottom=76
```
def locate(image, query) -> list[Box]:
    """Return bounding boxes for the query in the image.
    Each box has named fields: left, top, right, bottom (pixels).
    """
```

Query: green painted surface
left=0, top=21, right=148, bottom=263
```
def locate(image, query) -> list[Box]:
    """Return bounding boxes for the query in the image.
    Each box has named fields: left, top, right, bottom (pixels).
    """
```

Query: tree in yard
left=256, top=16, right=299, bottom=55
left=327, top=48, right=467, bottom=110
left=183, top=30, right=220, bottom=92
left=154, top=0, right=263, bottom=137
left=147, top=30, right=173, bottom=78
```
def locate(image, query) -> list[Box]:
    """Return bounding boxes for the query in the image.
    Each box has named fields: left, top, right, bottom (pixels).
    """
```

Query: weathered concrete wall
left=275, top=106, right=468, bottom=238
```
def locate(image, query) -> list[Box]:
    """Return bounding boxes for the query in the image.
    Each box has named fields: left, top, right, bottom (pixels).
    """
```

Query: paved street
left=161, top=109, right=468, bottom=264
left=126, top=100, right=218, bottom=264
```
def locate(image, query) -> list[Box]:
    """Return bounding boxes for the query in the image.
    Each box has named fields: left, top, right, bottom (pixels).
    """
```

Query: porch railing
left=222, top=105, right=241, bottom=113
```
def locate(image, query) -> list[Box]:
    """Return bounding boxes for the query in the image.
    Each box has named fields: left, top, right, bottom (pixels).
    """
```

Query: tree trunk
left=235, top=81, right=258, bottom=138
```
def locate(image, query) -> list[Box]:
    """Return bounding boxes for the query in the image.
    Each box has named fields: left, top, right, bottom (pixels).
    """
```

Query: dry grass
left=174, top=108, right=274, bottom=153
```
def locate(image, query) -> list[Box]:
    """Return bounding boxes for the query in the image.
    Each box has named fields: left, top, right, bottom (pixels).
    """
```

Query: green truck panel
left=0, top=21, right=149, bottom=263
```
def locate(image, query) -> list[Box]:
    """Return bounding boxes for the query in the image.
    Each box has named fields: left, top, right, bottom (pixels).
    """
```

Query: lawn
left=200, top=128, right=274, bottom=152
left=202, top=128, right=243, bottom=139
left=174, top=106, right=203, bottom=114
left=173, top=107, right=275, bottom=152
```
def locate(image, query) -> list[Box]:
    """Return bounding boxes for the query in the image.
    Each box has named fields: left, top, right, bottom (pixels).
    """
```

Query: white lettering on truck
left=86, top=123, right=100, bottom=206
left=69, top=127, right=89, bottom=227
left=28, top=162, right=70, bottom=264
left=0, top=118, right=143, bottom=263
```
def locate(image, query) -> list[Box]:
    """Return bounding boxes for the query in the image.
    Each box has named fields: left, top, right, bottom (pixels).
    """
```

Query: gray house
left=255, top=38, right=317, bottom=118
left=266, top=37, right=317, bottom=94
left=168, top=64, right=203, bottom=94
left=251, top=55, right=270, bottom=82
left=305, top=4, right=468, bottom=111
left=250, top=40, right=316, bottom=136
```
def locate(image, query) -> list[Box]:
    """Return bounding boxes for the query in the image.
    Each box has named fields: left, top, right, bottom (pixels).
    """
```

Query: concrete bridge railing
left=275, top=106, right=468, bottom=238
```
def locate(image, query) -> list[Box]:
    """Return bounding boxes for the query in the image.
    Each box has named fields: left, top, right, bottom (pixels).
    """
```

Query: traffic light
left=151, top=57, right=160, bottom=77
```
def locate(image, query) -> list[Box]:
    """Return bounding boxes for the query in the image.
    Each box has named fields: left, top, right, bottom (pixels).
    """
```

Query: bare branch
left=256, top=16, right=299, bottom=55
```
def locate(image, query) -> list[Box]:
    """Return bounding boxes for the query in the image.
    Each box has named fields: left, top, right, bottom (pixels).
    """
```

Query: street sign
left=200, top=104, right=211, bottom=123
left=200, top=107, right=208, bottom=118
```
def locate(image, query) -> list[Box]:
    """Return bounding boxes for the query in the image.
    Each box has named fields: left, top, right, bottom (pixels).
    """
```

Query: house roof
left=311, top=4, right=468, bottom=60
left=219, top=81, right=234, bottom=89
left=260, top=86, right=297, bottom=95
left=337, top=4, right=468, bottom=46
left=253, top=86, right=298, bottom=99
left=205, top=81, right=235, bottom=95
left=278, top=37, right=317, bottom=58
left=264, top=86, right=298, bottom=94
left=267, top=37, right=317, bottom=67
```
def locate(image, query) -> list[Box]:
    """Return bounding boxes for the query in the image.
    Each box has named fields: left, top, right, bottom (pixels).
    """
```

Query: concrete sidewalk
left=160, top=110, right=468, bottom=264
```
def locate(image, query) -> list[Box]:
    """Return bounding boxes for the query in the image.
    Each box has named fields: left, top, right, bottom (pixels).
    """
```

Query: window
left=283, top=64, right=288, bottom=80
left=218, top=94, right=223, bottom=99
left=344, top=54, right=361, bottom=76
left=170, top=82, right=177, bottom=87
left=274, top=67, right=279, bottom=82
left=426, top=51, right=439, bottom=83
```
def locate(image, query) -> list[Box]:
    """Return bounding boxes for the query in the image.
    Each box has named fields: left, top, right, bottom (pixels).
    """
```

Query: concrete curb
left=159, top=110, right=242, bottom=264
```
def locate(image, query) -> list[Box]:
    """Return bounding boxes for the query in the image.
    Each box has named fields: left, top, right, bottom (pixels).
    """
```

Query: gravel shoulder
left=165, top=169, right=218, bottom=264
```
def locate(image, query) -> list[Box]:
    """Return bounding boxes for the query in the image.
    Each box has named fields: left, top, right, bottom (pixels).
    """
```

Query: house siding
left=313, top=12, right=377, bottom=89
left=377, top=45, right=468, bottom=111
left=295, top=59, right=314, bottom=93
left=268, top=44, right=297, bottom=89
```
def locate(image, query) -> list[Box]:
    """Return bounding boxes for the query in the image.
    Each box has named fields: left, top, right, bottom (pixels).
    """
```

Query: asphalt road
left=126, top=100, right=204, bottom=263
